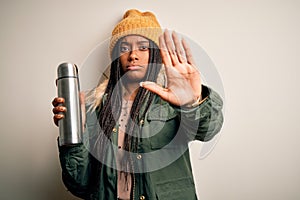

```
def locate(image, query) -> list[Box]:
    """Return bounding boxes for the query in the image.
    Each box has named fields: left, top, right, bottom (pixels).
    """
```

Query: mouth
left=127, top=65, right=142, bottom=70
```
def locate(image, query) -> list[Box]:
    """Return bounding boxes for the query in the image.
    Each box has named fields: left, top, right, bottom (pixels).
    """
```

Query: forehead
left=120, top=35, right=149, bottom=43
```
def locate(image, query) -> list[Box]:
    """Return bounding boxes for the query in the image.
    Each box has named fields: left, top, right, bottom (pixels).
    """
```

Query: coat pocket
left=146, top=104, right=179, bottom=149
left=155, top=177, right=197, bottom=200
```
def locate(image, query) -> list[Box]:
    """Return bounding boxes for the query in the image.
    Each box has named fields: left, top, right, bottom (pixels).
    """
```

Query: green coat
left=58, top=85, right=223, bottom=200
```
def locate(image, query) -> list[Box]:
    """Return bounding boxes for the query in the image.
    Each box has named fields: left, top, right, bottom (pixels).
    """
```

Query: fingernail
left=141, top=81, right=155, bottom=86
left=139, top=82, right=144, bottom=87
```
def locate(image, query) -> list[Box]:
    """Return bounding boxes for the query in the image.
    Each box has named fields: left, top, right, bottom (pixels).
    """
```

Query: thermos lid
left=57, top=63, right=78, bottom=78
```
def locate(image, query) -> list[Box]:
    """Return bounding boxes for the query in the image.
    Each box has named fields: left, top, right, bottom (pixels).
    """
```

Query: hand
left=141, top=29, right=202, bottom=106
left=52, top=97, right=65, bottom=126
left=52, top=92, right=86, bottom=127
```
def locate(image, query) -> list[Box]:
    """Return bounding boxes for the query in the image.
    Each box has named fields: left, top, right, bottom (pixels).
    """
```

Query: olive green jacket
left=58, top=85, right=223, bottom=200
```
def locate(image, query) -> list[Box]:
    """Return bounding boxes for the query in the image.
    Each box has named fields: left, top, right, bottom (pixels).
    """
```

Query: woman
left=52, top=9, right=223, bottom=200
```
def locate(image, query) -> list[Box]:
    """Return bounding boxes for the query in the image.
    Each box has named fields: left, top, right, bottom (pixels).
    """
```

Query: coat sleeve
left=58, top=130, right=91, bottom=199
left=57, top=106, right=99, bottom=199
left=175, top=85, right=224, bottom=142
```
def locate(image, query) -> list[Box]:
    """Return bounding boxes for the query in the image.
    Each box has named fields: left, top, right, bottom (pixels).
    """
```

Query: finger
left=182, top=38, right=196, bottom=66
left=172, top=31, right=186, bottom=63
left=52, top=97, right=65, bottom=107
left=52, top=106, right=67, bottom=114
left=53, top=114, right=64, bottom=126
left=140, top=81, right=170, bottom=101
left=164, top=29, right=179, bottom=65
left=79, top=92, right=86, bottom=126
left=159, top=34, right=172, bottom=67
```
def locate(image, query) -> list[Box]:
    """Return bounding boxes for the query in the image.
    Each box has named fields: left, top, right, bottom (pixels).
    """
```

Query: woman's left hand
left=141, top=29, right=202, bottom=106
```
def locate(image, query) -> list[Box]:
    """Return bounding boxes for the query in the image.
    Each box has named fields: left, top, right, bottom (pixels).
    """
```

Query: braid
left=123, top=41, right=162, bottom=170
left=93, top=39, right=162, bottom=178
left=91, top=43, right=123, bottom=165
left=99, top=57, right=122, bottom=140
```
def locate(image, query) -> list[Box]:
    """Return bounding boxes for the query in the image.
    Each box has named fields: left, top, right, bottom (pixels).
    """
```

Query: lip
left=127, top=65, right=142, bottom=70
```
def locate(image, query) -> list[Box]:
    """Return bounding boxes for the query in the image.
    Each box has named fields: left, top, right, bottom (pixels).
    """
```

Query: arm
left=140, top=30, right=223, bottom=141
left=58, top=139, right=91, bottom=199
left=53, top=94, right=92, bottom=198
left=176, top=85, right=224, bottom=142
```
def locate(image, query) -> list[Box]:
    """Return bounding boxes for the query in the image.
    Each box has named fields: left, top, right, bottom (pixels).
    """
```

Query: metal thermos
left=56, top=62, right=82, bottom=146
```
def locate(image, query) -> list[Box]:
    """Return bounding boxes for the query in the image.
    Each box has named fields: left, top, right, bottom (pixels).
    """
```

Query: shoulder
left=85, top=79, right=109, bottom=111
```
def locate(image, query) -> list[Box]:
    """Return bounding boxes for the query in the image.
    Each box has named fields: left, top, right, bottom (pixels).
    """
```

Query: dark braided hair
left=91, top=38, right=162, bottom=184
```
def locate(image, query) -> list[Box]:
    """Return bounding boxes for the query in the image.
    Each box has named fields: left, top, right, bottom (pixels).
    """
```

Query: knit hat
left=109, top=9, right=162, bottom=57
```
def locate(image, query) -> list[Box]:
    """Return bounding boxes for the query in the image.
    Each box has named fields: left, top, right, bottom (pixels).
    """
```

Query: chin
left=122, top=71, right=146, bottom=82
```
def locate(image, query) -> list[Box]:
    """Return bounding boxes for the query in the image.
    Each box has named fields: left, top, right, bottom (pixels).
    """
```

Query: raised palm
left=141, top=29, right=202, bottom=106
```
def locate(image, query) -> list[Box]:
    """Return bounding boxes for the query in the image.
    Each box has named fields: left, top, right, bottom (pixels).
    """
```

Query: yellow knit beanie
left=109, top=9, right=162, bottom=56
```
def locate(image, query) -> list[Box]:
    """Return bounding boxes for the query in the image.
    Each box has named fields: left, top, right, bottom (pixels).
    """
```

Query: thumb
left=80, top=92, right=85, bottom=104
left=140, top=81, right=169, bottom=100
left=79, top=92, right=86, bottom=129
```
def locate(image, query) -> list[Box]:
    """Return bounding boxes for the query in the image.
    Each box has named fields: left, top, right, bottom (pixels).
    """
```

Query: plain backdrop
left=0, top=0, right=299, bottom=199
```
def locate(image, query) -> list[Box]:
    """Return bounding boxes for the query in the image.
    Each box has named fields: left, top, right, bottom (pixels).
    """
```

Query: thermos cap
left=57, top=63, right=78, bottom=78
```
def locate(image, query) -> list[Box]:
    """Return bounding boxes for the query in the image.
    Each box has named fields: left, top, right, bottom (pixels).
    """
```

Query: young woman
left=52, top=9, right=223, bottom=200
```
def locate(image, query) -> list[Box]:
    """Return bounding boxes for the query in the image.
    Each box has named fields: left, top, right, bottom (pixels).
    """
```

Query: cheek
left=119, top=54, right=128, bottom=70
left=119, top=54, right=126, bottom=64
left=141, top=53, right=150, bottom=65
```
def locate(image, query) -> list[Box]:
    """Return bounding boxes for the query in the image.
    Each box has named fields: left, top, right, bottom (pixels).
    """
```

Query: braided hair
left=91, top=38, right=162, bottom=186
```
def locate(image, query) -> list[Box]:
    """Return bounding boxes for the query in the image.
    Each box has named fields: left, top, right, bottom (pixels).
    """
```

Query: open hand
left=141, top=29, right=202, bottom=106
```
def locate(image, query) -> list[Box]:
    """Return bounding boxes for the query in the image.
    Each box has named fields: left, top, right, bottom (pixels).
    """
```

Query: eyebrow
left=120, top=41, right=150, bottom=46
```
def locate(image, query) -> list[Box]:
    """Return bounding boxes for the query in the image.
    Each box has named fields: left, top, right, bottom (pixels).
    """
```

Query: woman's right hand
left=52, top=97, right=66, bottom=126
left=52, top=93, right=86, bottom=127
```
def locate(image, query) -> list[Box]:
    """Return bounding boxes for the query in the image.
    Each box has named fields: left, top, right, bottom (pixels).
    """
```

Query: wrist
left=191, top=95, right=202, bottom=107
left=183, top=95, right=202, bottom=108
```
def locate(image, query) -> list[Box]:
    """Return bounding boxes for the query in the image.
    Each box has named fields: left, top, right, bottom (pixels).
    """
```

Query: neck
left=122, top=82, right=139, bottom=101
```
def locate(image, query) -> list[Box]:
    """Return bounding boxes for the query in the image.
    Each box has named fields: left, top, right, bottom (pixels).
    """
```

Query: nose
left=128, top=49, right=138, bottom=61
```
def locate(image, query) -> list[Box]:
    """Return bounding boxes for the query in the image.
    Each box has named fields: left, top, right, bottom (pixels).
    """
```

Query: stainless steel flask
left=57, top=62, right=82, bottom=146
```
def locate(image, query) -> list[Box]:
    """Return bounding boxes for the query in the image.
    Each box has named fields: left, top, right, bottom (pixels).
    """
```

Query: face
left=119, top=35, right=150, bottom=83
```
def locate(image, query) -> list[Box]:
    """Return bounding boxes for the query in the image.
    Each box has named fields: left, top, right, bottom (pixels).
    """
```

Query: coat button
left=139, top=195, right=145, bottom=200
left=112, top=127, right=117, bottom=133
left=139, top=119, right=144, bottom=125
left=137, top=154, right=142, bottom=160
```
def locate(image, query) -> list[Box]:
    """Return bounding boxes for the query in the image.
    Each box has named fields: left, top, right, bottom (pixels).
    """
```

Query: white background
left=0, top=0, right=299, bottom=199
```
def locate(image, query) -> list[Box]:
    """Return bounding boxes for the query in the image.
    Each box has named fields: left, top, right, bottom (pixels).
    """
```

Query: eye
left=139, top=45, right=149, bottom=51
left=120, top=46, right=130, bottom=53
